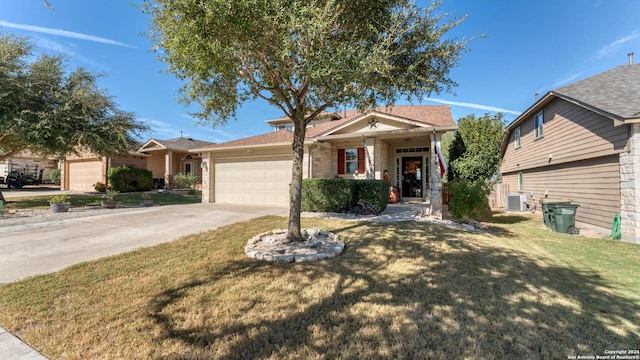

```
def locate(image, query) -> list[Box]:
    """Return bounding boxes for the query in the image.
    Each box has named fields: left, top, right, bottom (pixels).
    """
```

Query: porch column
left=364, top=137, right=376, bottom=179
left=201, top=153, right=212, bottom=203
left=165, top=150, right=173, bottom=189
left=429, top=132, right=444, bottom=219
left=620, top=123, right=640, bottom=244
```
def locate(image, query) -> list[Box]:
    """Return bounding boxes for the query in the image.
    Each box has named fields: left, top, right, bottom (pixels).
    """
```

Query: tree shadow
left=147, top=221, right=640, bottom=359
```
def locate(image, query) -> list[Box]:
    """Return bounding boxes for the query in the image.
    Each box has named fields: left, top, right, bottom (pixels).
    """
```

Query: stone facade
left=619, top=123, right=640, bottom=244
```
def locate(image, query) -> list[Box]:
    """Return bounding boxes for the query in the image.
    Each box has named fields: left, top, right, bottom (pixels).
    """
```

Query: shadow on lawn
left=149, top=221, right=640, bottom=359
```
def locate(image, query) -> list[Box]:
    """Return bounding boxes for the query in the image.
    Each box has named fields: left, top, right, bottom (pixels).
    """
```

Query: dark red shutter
left=357, top=148, right=365, bottom=174
left=338, top=149, right=345, bottom=174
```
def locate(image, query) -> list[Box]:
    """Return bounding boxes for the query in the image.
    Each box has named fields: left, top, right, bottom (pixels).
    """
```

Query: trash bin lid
left=540, top=198, right=571, bottom=204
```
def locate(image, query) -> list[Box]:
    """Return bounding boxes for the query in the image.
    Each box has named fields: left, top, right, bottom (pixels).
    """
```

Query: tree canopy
left=447, top=113, right=506, bottom=182
left=141, top=0, right=469, bottom=241
left=0, top=32, right=148, bottom=162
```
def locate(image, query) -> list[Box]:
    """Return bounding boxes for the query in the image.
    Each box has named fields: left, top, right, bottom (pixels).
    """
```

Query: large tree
left=0, top=32, right=148, bottom=201
left=449, top=113, right=506, bottom=182
left=141, top=0, right=468, bottom=241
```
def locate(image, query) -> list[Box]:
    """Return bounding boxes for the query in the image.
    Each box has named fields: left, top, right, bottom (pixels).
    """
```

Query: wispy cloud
left=597, top=29, right=640, bottom=58
left=424, top=98, right=521, bottom=116
left=0, top=20, right=134, bottom=48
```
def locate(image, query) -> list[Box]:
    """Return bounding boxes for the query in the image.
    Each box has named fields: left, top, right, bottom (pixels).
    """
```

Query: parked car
left=5, top=171, right=41, bottom=189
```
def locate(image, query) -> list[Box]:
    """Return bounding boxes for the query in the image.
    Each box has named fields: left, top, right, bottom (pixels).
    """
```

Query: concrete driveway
left=0, top=203, right=288, bottom=283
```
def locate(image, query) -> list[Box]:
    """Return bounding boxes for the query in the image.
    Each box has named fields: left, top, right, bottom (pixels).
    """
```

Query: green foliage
left=301, top=178, right=355, bottom=212
left=354, top=180, right=389, bottom=212
left=107, top=167, right=153, bottom=193
left=447, top=179, right=492, bottom=220
left=93, top=182, right=107, bottom=193
left=172, top=173, right=200, bottom=190
left=448, top=113, right=505, bottom=182
left=301, top=179, right=388, bottom=213
left=49, top=169, right=61, bottom=185
left=48, top=193, right=70, bottom=204
left=140, top=0, right=469, bottom=240
left=0, top=32, right=148, bottom=163
left=101, top=189, right=119, bottom=201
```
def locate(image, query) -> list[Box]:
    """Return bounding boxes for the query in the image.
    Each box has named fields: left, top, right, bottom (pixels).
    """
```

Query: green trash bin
left=539, top=199, right=571, bottom=229
left=549, top=204, right=580, bottom=234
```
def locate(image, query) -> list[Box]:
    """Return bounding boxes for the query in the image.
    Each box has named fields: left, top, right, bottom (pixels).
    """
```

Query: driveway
left=0, top=203, right=288, bottom=283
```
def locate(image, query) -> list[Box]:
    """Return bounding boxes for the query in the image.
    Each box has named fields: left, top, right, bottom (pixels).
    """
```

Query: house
left=0, top=149, right=58, bottom=184
left=137, top=136, right=215, bottom=189
left=500, top=63, right=640, bottom=244
left=61, top=148, right=148, bottom=192
left=191, top=105, right=456, bottom=217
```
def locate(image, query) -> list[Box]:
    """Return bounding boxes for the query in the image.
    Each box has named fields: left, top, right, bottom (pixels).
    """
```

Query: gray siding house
left=501, top=63, right=640, bottom=244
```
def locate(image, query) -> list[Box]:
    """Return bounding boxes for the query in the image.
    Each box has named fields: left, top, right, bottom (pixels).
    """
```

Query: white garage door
left=68, top=160, right=103, bottom=192
left=215, top=157, right=292, bottom=205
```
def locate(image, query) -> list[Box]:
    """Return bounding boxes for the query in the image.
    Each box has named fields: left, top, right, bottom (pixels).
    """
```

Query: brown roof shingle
left=202, top=105, right=453, bottom=149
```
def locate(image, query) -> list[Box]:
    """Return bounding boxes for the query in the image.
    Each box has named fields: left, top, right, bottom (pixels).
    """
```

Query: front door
left=402, top=156, right=422, bottom=198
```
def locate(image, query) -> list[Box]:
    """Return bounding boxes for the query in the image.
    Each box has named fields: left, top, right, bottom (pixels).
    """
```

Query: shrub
left=93, top=182, right=107, bottom=193
left=50, top=169, right=61, bottom=185
left=173, top=173, right=200, bottom=190
left=447, top=179, right=492, bottom=220
left=48, top=193, right=70, bottom=204
left=301, top=178, right=389, bottom=213
left=301, top=178, right=354, bottom=212
left=353, top=180, right=389, bottom=212
left=107, top=166, right=152, bottom=192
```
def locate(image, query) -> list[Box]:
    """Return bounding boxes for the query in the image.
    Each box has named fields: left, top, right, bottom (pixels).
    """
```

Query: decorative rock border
left=245, top=228, right=344, bottom=263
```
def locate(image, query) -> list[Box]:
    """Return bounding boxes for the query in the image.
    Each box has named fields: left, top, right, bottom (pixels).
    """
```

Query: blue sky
left=1, top=0, right=639, bottom=143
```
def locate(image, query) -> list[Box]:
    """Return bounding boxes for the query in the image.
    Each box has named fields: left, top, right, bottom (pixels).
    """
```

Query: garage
left=214, top=156, right=292, bottom=205
left=66, top=160, right=104, bottom=192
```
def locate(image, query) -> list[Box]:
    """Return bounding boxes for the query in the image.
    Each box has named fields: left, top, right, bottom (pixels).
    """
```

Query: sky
left=1, top=0, right=640, bottom=144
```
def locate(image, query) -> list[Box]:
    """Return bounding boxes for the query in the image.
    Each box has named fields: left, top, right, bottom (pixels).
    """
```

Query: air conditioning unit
left=505, top=194, right=527, bottom=211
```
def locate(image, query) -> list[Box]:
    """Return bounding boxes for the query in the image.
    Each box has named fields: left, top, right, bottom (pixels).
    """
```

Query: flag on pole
left=435, top=141, right=447, bottom=177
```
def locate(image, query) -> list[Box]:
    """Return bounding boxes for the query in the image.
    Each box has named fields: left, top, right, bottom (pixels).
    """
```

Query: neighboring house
left=61, top=148, right=148, bottom=192
left=191, top=105, right=455, bottom=217
left=0, top=149, right=58, bottom=184
left=138, top=136, right=215, bottom=189
left=500, top=63, right=640, bottom=244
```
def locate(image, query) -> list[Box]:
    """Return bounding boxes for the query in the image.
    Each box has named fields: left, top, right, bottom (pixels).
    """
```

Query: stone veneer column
left=201, top=153, right=211, bottom=203
left=620, top=123, right=640, bottom=244
left=429, top=132, right=443, bottom=219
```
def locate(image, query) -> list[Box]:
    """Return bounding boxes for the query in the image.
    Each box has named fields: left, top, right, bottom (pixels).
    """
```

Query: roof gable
left=139, top=137, right=215, bottom=152
left=554, top=64, right=640, bottom=120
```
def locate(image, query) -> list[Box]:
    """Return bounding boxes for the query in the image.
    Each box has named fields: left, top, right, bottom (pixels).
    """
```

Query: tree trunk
left=286, top=118, right=307, bottom=242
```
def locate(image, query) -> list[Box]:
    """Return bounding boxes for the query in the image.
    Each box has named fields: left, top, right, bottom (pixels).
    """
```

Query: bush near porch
left=301, top=178, right=388, bottom=213
left=107, top=166, right=153, bottom=192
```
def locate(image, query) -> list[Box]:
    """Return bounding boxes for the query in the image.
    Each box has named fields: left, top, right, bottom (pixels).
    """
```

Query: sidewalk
left=0, top=328, right=46, bottom=360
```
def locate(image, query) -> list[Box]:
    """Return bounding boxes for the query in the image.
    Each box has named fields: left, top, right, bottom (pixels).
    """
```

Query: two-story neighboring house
left=192, top=105, right=456, bottom=217
left=501, top=63, right=640, bottom=244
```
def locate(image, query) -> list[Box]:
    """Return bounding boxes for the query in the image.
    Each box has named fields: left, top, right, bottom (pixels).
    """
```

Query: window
left=534, top=112, right=544, bottom=139
left=337, top=148, right=365, bottom=174
left=514, top=127, right=521, bottom=148
left=275, top=124, right=293, bottom=131
left=517, top=171, right=523, bottom=191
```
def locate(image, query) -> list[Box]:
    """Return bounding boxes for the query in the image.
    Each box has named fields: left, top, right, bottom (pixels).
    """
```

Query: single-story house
left=500, top=62, right=640, bottom=244
left=137, top=136, right=215, bottom=189
left=61, top=149, right=148, bottom=192
left=191, top=105, right=456, bottom=217
left=0, top=149, right=58, bottom=184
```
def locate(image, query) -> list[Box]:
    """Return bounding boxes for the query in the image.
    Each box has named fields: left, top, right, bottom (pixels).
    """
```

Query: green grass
left=0, top=212, right=638, bottom=359
left=2, top=191, right=201, bottom=210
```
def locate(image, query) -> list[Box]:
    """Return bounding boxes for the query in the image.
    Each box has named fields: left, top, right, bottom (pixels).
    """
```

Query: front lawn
left=0, top=213, right=638, bottom=359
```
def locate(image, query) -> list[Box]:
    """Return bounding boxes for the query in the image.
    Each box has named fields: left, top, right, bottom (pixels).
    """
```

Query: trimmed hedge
left=354, top=179, right=389, bottom=212
left=107, top=166, right=153, bottom=192
left=301, top=178, right=389, bottom=213
left=301, top=178, right=354, bottom=212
